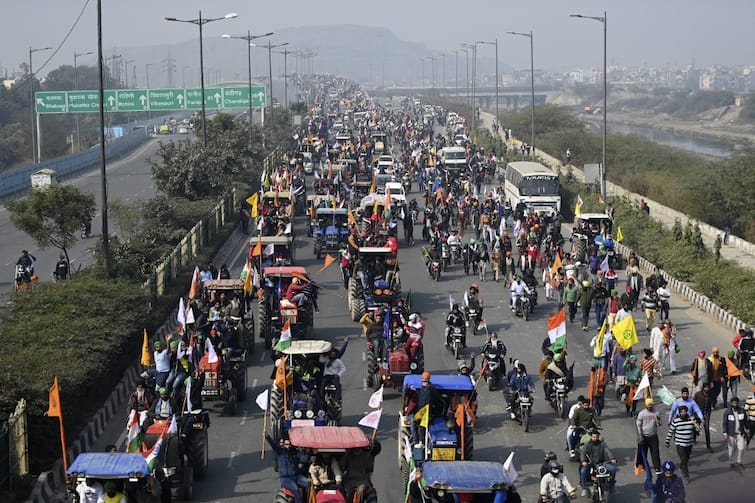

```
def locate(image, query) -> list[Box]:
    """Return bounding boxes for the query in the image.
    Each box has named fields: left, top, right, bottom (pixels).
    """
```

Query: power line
left=36, top=0, right=92, bottom=75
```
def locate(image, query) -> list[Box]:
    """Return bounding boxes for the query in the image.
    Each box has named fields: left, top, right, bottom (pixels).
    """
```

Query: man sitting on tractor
left=309, top=451, right=343, bottom=492
left=265, top=433, right=310, bottom=503
left=341, top=442, right=381, bottom=501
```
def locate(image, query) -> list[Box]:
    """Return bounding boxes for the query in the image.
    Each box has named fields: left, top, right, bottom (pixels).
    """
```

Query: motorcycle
left=81, top=221, right=92, bottom=239
left=450, top=243, right=462, bottom=264
left=513, top=295, right=532, bottom=321
left=513, top=389, right=533, bottom=432
left=588, top=463, right=612, bottom=503
left=447, top=325, right=465, bottom=359
left=440, top=242, right=451, bottom=272
left=465, top=306, right=482, bottom=335
left=426, top=258, right=441, bottom=282
left=481, top=352, right=502, bottom=391
left=549, top=377, right=569, bottom=419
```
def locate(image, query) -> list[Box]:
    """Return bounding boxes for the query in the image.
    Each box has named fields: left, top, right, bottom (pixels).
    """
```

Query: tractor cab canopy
left=288, top=426, right=370, bottom=452
left=421, top=461, right=513, bottom=494
left=281, top=340, right=333, bottom=356
left=262, top=191, right=292, bottom=206
left=358, top=247, right=393, bottom=257
left=67, top=453, right=150, bottom=481
left=262, top=266, right=308, bottom=279
left=315, top=208, right=349, bottom=230
left=251, top=236, right=295, bottom=265
left=402, top=374, right=475, bottom=393
left=202, top=279, right=244, bottom=293
left=573, top=213, right=613, bottom=238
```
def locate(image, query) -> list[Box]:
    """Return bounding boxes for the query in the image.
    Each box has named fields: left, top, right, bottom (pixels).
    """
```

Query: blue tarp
left=67, top=453, right=150, bottom=478
left=403, top=374, right=475, bottom=392
left=422, top=461, right=513, bottom=491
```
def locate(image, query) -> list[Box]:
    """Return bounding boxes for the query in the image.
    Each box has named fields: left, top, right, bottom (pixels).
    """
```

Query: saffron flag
left=247, top=193, right=259, bottom=218
left=45, top=376, right=62, bottom=418
left=348, top=209, right=357, bottom=226
left=188, top=266, right=201, bottom=299
left=616, top=226, right=624, bottom=243
left=368, top=386, right=384, bottom=409
left=274, top=321, right=292, bottom=351
left=435, top=189, right=443, bottom=204
left=358, top=409, right=382, bottom=430
left=369, top=178, right=376, bottom=194
left=320, top=254, right=337, bottom=272
left=256, top=388, right=270, bottom=411
left=243, top=260, right=252, bottom=294
left=611, top=314, right=639, bottom=350
left=598, top=194, right=604, bottom=205
left=726, top=357, right=742, bottom=378
left=141, top=329, right=152, bottom=366
left=413, top=404, right=430, bottom=429
left=547, top=309, right=567, bottom=353
left=274, top=356, right=288, bottom=389
left=251, top=235, right=262, bottom=257
left=550, top=253, right=563, bottom=275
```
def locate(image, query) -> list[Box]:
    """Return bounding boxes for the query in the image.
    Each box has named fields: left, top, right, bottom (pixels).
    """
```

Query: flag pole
left=59, top=416, right=68, bottom=472
left=261, top=391, right=269, bottom=459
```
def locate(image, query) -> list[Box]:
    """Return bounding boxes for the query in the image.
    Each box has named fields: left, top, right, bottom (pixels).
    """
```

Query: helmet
left=548, top=460, right=560, bottom=474
left=421, top=372, right=431, bottom=380
left=544, top=451, right=558, bottom=462
left=582, top=280, right=590, bottom=287
left=662, top=460, right=675, bottom=473
left=471, top=283, right=478, bottom=290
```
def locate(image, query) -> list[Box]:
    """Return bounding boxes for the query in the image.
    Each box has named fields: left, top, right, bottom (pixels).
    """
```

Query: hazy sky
left=2, top=0, right=753, bottom=78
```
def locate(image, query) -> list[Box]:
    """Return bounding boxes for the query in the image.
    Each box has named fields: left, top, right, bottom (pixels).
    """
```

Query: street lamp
left=252, top=41, right=288, bottom=129
left=477, top=40, right=499, bottom=129
left=273, top=47, right=294, bottom=108
left=461, top=44, right=476, bottom=123
left=124, top=59, right=135, bottom=87
left=571, top=11, right=607, bottom=201
left=165, top=11, right=238, bottom=147
left=74, top=50, right=94, bottom=152
left=29, top=45, right=52, bottom=163
left=507, top=31, right=536, bottom=152
left=222, top=31, right=273, bottom=147
left=459, top=46, right=469, bottom=113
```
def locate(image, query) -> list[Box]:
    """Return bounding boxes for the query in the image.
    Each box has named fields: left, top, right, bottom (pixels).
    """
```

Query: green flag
left=405, top=290, right=413, bottom=310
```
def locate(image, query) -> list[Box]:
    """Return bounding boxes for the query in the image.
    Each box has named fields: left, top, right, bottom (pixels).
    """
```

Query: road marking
left=252, top=378, right=258, bottom=389
left=361, top=351, right=366, bottom=361
left=259, top=351, right=266, bottom=362
left=362, top=378, right=367, bottom=391
left=227, top=450, right=237, bottom=468
left=240, top=411, right=249, bottom=425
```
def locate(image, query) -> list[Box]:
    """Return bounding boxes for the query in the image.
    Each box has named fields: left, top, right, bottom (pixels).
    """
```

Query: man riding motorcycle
left=445, top=304, right=467, bottom=348
left=507, top=362, right=535, bottom=420
left=579, top=430, right=617, bottom=497
left=464, top=284, right=484, bottom=325
left=480, top=332, right=506, bottom=376
left=510, top=275, right=532, bottom=312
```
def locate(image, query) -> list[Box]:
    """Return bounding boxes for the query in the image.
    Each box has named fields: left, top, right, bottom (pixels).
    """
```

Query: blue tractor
left=313, top=207, right=350, bottom=259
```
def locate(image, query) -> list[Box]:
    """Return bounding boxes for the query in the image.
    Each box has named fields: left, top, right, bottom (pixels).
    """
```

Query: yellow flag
left=243, top=260, right=252, bottom=294
left=413, top=404, right=430, bottom=429
left=247, top=193, right=259, bottom=218
left=141, top=329, right=152, bottom=366
left=550, top=253, right=563, bottom=275
left=594, top=320, right=607, bottom=358
left=574, top=200, right=582, bottom=216
left=611, top=315, right=638, bottom=350
left=616, top=226, right=624, bottom=243
left=348, top=208, right=356, bottom=226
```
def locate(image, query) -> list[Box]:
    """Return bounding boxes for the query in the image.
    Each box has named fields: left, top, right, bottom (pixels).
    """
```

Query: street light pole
left=74, top=50, right=94, bottom=152
left=571, top=12, right=607, bottom=201
left=29, top=45, right=52, bottom=164
left=252, top=41, right=288, bottom=131
left=461, top=44, right=475, bottom=123
left=507, top=31, right=536, bottom=152
left=274, top=47, right=293, bottom=108
left=222, top=31, right=273, bottom=147
left=165, top=10, right=238, bottom=147
left=476, top=40, right=499, bottom=128
left=96, top=0, right=110, bottom=278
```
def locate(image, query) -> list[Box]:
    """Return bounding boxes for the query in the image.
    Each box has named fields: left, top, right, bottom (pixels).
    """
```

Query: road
left=87, top=185, right=746, bottom=502
left=0, top=134, right=180, bottom=297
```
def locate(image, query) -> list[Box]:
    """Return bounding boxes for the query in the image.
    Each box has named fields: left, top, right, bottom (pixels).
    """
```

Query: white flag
left=263, top=243, right=275, bottom=256
left=185, top=377, right=193, bottom=412
left=185, top=307, right=195, bottom=325
left=503, top=451, right=519, bottom=484
left=206, top=338, right=219, bottom=364
left=368, top=386, right=384, bottom=409
left=358, top=409, right=382, bottom=430
left=256, top=388, right=270, bottom=411
left=168, top=415, right=178, bottom=434
left=633, top=372, right=651, bottom=401
left=177, top=297, right=186, bottom=327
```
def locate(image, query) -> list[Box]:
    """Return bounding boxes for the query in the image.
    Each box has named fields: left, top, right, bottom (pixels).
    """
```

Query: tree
left=6, top=185, right=96, bottom=270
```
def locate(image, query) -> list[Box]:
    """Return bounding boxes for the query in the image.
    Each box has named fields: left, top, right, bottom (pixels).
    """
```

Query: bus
left=504, top=161, right=561, bottom=213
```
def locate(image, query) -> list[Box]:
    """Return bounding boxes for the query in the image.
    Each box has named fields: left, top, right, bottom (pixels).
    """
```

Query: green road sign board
left=148, top=88, right=185, bottom=111
left=36, top=85, right=267, bottom=113
left=35, top=91, right=68, bottom=113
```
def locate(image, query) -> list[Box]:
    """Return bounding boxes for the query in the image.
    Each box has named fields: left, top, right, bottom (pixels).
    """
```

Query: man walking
left=693, top=382, right=714, bottom=452
left=722, top=397, right=748, bottom=471
left=665, top=405, right=698, bottom=483
left=636, top=398, right=662, bottom=474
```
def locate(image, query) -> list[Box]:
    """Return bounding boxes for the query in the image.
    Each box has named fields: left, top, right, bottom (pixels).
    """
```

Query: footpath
left=478, top=110, right=755, bottom=271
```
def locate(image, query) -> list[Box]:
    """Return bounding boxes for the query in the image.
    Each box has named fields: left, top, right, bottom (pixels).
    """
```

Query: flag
left=593, top=320, right=607, bottom=358
left=332, top=196, right=337, bottom=211
left=143, top=428, right=167, bottom=470
left=247, top=193, right=259, bottom=218
left=385, top=186, right=391, bottom=208
left=327, top=161, right=333, bottom=179
left=611, top=315, right=639, bottom=350
left=274, top=356, right=288, bottom=389
left=177, top=297, right=186, bottom=330
left=358, top=409, right=382, bottom=429
left=413, top=404, right=430, bottom=429
left=256, top=388, right=270, bottom=411
left=186, top=306, right=195, bottom=325
left=126, top=410, right=142, bottom=453
left=599, top=255, right=609, bottom=273
left=348, top=208, right=356, bottom=226
left=140, top=329, right=152, bottom=366
left=550, top=253, right=563, bottom=275
left=244, top=260, right=252, bottom=294
left=477, top=320, right=488, bottom=337
left=262, top=243, right=275, bottom=256
left=455, top=403, right=465, bottom=428
left=435, top=189, right=443, bottom=204
left=368, top=386, right=384, bottom=409
left=574, top=195, right=583, bottom=217
left=252, top=268, right=260, bottom=289
left=616, top=226, right=624, bottom=243
left=598, top=194, right=604, bottom=205
left=726, top=357, right=743, bottom=377
left=503, top=451, right=519, bottom=484
left=633, top=372, right=651, bottom=400
left=372, top=196, right=379, bottom=217
left=45, top=376, right=62, bottom=418
left=320, top=254, right=337, bottom=272
left=185, top=376, right=193, bottom=412
left=405, top=290, right=413, bottom=310
left=188, top=266, right=201, bottom=299
left=657, top=386, right=675, bottom=406
left=251, top=235, right=262, bottom=257
left=547, top=309, right=567, bottom=352
left=274, top=321, right=292, bottom=351
left=369, top=178, right=376, bottom=194
left=206, top=338, right=219, bottom=364
left=168, top=415, right=178, bottom=434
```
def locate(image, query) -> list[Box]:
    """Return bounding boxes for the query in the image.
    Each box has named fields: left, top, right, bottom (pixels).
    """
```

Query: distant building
left=2, top=78, right=17, bottom=90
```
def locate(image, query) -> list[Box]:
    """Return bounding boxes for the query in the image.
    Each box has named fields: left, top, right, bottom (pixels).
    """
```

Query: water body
left=585, top=119, right=735, bottom=158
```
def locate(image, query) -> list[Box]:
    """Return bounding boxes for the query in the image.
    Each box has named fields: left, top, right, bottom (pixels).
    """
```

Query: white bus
left=504, top=161, right=561, bottom=213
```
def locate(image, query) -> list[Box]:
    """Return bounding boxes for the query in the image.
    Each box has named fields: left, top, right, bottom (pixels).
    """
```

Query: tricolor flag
left=547, top=308, right=567, bottom=353
left=477, top=320, right=488, bottom=337
left=188, top=266, right=201, bottom=299
left=143, top=429, right=166, bottom=470
left=358, top=409, right=382, bottom=430
left=126, top=410, right=142, bottom=453
left=273, top=320, right=292, bottom=351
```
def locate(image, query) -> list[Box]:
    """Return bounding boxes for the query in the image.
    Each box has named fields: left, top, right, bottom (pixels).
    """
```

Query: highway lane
left=170, top=183, right=750, bottom=503
left=0, top=134, right=180, bottom=296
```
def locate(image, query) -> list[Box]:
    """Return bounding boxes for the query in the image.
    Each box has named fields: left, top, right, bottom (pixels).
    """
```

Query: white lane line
left=362, top=378, right=367, bottom=391
left=239, top=410, right=249, bottom=426
left=361, top=351, right=366, bottom=361
left=252, top=378, right=258, bottom=389
left=260, top=351, right=267, bottom=363
left=227, top=450, right=237, bottom=468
